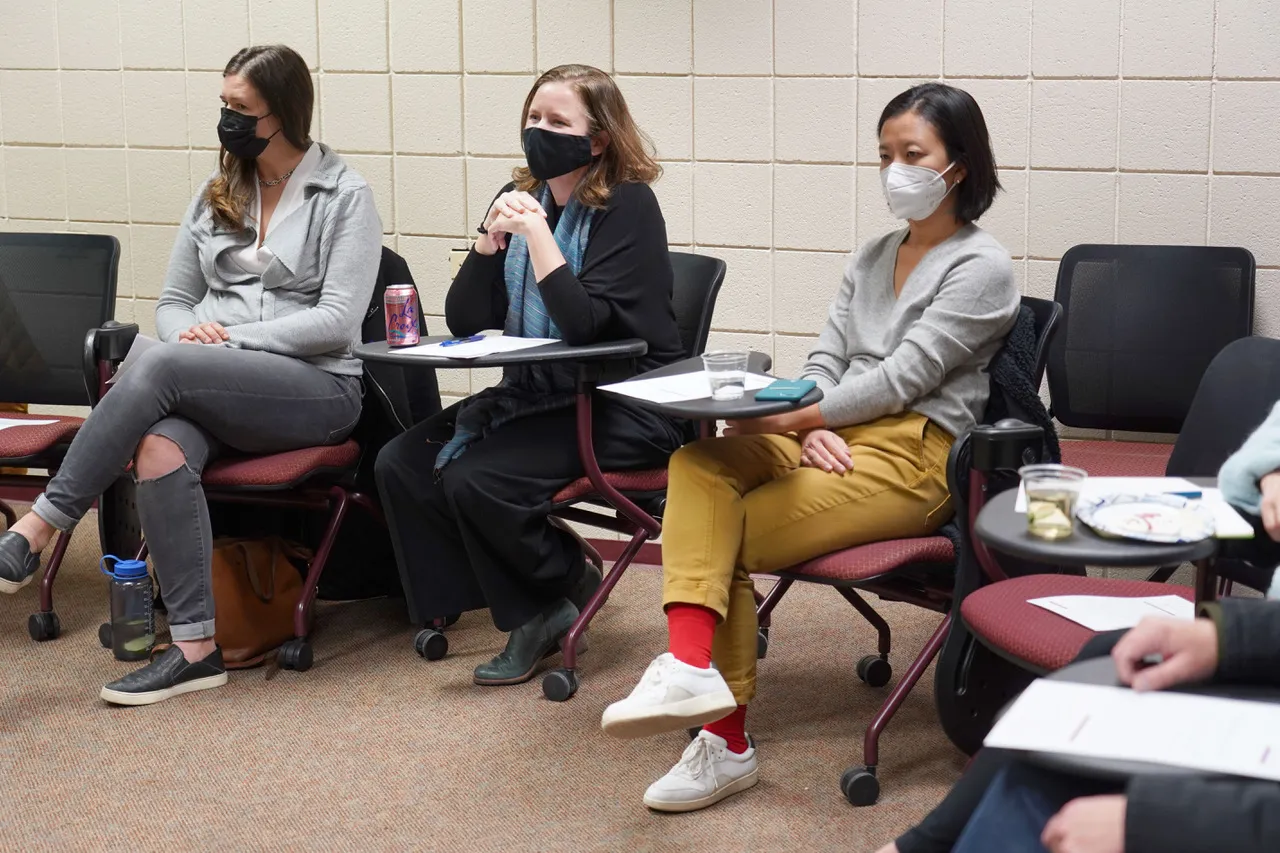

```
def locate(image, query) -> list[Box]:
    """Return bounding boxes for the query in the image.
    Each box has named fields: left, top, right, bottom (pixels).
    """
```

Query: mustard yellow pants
left=661, top=412, right=955, bottom=705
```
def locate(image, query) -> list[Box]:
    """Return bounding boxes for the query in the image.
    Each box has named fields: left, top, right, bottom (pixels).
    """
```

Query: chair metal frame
left=538, top=252, right=728, bottom=701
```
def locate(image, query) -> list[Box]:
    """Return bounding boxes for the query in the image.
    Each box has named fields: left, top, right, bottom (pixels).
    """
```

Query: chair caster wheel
left=98, top=622, right=112, bottom=649
left=443, top=613, right=461, bottom=628
left=28, top=611, right=61, bottom=642
left=542, top=667, right=578, bottom=702
left=414, top=628, right=448, bottom=660
left=856, top=654, right=892, bottom=687
left=756, top=627, right=769, bottom=659
left=278, top=638, right=313, bottom=672
left=840, top=766, right=880, bottom=806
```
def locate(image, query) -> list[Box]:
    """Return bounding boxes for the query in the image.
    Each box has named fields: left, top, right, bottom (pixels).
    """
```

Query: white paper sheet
left=1014, top=476, right=1254, bottom=539
left=985, top=679, right=1280, bottom=782
left=0, top=418, right=59, bottom=432
left=396, top=335, right=559, bottom=360
left=1028, top=594, right=1195, bottom=631
left=106, top=333, right=163, bottom=385
left=600, top=371, right=775, bottom=404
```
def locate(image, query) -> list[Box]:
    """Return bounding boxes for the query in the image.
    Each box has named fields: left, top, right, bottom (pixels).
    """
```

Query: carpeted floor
left=0, top=510, right=965, bottom=852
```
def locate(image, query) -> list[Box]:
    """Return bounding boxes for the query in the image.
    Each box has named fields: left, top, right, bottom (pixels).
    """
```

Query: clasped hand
left=476, top=191, right=549, bottom=253
left=723, top=408, right=852, bottom=475
left=178, top=322, right=230, bottom=344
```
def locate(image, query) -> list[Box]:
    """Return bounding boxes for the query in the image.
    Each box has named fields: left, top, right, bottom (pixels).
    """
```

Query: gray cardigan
left=155, top=143, right=382, bottom=376
left=800, top=224, right=1020, bottom=438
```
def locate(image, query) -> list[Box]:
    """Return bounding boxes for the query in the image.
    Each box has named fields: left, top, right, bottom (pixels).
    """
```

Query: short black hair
left=877, top=83, right=1001, bottom=223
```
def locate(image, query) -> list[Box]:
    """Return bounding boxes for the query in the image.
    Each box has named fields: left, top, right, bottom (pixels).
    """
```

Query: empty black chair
left=0, top=233, right=120, bottom=640
left=1051, top=244, right=1254, bottom=477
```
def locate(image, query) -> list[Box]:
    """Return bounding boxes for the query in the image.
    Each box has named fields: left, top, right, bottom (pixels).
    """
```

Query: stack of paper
left=986, top=679, right=1280, bottom=782
left=601, top=371, right=774, bottom=404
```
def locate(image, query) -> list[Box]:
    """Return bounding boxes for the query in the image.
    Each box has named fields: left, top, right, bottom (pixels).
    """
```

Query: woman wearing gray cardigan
left=601, top=83, right=1021, bottom=813
left=0, top=45, right=381, bottom=706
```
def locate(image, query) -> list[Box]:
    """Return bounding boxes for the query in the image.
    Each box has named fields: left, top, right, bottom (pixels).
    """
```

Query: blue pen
left=1168, top=490, right=1203, bottom=499
left=440, top=335, right=484, bottom=347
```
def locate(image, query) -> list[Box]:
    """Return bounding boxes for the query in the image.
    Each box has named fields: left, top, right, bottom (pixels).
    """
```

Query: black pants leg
left=895, top=630, right=1128, bottom=853
left=375, top=400, right=680, bottom=632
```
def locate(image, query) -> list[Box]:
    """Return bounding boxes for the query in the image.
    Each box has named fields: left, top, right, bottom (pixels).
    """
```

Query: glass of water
left=1019, top=464, right=1088, bottom=540
left=702, top=351, right=750, bottom=401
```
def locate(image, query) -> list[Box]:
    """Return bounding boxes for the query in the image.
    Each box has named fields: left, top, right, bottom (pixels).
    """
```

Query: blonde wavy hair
left=513, top=64, right=660, bottom=208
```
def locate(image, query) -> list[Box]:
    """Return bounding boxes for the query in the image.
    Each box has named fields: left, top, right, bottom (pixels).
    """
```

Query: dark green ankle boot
left=473, top=598, right=580, bottom=686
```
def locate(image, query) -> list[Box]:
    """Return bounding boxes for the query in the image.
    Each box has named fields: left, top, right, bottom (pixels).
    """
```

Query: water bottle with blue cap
left=100, top=555, right=155, bottom=661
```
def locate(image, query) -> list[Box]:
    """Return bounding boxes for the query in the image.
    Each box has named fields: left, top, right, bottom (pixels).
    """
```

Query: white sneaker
left=601, top=652, right=738, bottom=739
left=643, top=730, right=759, bottom=813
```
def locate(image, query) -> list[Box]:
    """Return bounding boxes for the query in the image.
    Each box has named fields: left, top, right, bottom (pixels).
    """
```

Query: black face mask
left=217, top=107, right=278, bottom=160
left=522, top=126, right=594, bottom=181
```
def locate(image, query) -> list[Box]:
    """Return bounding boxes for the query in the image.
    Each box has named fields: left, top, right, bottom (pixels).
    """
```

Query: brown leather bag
left=210, top=537, right=310, bottom=669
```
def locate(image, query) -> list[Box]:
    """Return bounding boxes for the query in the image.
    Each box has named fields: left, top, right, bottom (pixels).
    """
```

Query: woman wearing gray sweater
left=599, top=84, right=1021, bottom=813
left=0, top=45, right=381, bottom=706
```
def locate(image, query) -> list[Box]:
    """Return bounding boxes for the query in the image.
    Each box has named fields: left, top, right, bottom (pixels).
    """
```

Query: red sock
left=666, top=603, right=717, bottom=669
left=705, top=705, right=749, bottom=754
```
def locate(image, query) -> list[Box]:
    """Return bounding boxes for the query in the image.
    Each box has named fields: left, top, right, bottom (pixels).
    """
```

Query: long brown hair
left=205, top=45, right=314, bottom=231
left=512, top=64, right=660, bottom=209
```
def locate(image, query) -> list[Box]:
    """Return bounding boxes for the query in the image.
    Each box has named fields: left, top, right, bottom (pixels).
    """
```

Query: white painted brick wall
left=1, top=0, right=1277, bottom=448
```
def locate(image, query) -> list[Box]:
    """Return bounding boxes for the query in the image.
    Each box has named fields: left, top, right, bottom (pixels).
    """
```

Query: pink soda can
left=384, top=284, right=420, bottom=346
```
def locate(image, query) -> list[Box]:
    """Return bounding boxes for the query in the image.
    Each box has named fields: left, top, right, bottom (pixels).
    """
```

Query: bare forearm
left=786, top=404, right=826, bottom=432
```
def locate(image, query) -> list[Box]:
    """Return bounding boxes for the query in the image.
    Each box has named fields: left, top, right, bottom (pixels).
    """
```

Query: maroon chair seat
left=1060, top=439, right=1173, bottom=477
left=552, top=469, right=668, bottom=505
left=202, top=441, right=361, bottom=489
left=783, top=537, right=955, bottom=583
left=961, top=573, right=1194, bottom=673
left=0, top=414, right=83, bottom=462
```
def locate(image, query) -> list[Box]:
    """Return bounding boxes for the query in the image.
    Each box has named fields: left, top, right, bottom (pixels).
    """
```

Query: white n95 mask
left=880, top=162, right=956, bottom=221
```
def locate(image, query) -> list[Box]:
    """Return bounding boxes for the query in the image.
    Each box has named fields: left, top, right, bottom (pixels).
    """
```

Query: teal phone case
left=754, top=378, right=816, bottom=401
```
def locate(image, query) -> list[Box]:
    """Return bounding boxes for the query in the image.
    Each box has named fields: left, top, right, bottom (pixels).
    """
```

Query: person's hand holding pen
left=1111, top=616, right=1219, bottom=692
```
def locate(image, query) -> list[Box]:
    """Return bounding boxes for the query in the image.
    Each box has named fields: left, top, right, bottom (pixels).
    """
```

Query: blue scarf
left=434, top=187, right=595, bottom=474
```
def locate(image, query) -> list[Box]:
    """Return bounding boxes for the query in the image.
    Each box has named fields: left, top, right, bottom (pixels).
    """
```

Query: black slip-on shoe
left=0, top=531, right=40, bottom=594
left=100, top=645, right=228, bottom=706
left=473, top=598, right=581, bottom=686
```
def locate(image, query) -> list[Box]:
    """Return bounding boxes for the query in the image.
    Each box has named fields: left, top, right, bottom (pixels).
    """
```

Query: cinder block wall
left=2, top=0, right=1277, bottom=435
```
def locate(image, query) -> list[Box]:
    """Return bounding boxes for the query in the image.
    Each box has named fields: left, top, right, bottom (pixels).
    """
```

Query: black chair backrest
left=669, top=252, right=727, bottom=359
left=0, top=233, right=120, bottom=406
left=361, top=246, right=442, bottom=432
left=1020, top=295, right=1062, bottom=389
left=1047, top=244, right=1255, bottom=435
left=1167, top=336, right=1280, bottom=478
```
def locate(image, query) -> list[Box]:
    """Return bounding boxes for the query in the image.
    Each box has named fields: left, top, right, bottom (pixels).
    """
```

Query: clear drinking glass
left=702, top=351, right=750, bottom=401
left=1019, top=464, right=1088, bottom=540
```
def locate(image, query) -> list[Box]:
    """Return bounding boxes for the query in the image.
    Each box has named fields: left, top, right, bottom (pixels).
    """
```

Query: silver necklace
left=258, top=166, right=296, bottom=187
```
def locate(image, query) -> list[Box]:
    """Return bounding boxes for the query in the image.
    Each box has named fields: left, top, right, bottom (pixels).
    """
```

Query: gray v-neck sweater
left=799, top=224, right=1019, bottom=438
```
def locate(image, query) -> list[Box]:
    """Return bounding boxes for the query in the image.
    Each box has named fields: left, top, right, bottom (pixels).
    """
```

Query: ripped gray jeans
left=33, top=343, right=362, bottom=641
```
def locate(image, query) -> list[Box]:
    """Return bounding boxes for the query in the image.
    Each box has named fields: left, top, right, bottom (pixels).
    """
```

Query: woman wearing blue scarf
left=375, top=65, right=689, bottom=686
